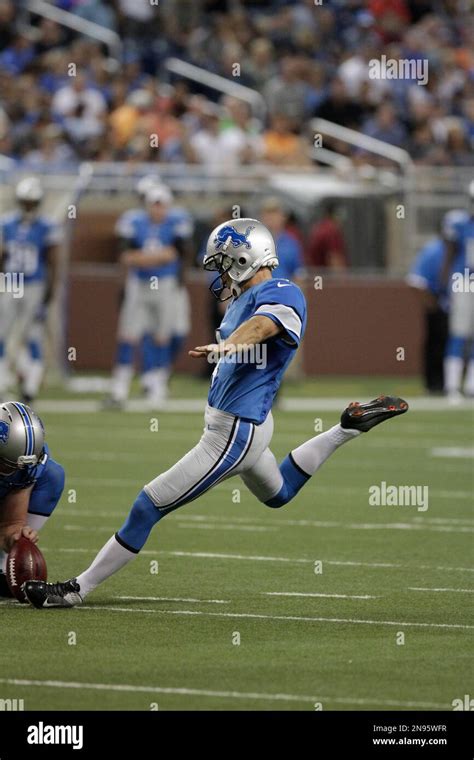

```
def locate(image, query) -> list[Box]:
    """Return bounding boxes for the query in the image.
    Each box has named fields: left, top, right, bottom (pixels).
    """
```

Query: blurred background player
left=406, top=217, right=450, bottom=394
left=442, top=182, right=474, bottom=402
left=0, top=401, right=64, bottom=597
left=306, top=201, right=349, bottom=272
left=0, top=177, right=61, bottom=404
left=107, top=182, right=193, bottom=407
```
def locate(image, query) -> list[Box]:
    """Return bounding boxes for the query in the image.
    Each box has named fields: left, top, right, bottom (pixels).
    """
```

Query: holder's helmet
left=0, top=402, right=45, bottom=477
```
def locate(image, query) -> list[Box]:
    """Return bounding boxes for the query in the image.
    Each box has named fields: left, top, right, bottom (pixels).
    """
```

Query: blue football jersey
left=0, top=212, right=61, bottom=283
left=272, top=232, right=303, bottom=280
left=117, top=206, right=193, bottom=281
left=208, top=278, right=307, bottom=423
left=443, top=210, right=474, bottom=273
left=0, top=444, right=50, bottom=500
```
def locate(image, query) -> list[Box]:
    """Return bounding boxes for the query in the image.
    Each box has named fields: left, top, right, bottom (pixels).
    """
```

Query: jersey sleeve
left=44, top=218, right=63, bottom=247
left=442, top=210, right=468, bottom=242
left=115, top=210, right=136, bottom=240
left=172, top=210, right=194, bottom=240
left=252, top=279, right=306, bottom=346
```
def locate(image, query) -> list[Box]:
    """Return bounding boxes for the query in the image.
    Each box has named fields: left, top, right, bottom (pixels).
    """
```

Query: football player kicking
left=23, top=219, right=408, bottom=609
left=0, top=402, right=65, bottom=598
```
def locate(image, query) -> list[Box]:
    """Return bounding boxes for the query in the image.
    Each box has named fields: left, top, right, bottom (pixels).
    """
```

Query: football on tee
left=6, top=537, right=47, bottom=603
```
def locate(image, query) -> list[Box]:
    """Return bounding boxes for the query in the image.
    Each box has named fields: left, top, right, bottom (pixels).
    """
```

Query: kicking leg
left=242, top=396, right=408, bottom=508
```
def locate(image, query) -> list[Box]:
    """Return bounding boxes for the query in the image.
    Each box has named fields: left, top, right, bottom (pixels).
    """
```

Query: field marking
left=76, top=605, right=474, bottom=630
left=60, top=515, right=474, bottom=535
left=263, top=591, right=378, bottom=600
left=408, top=587, right=474, bottom=594
left=115, top=595, right=231, bottom=604
left=49, top=547, right=474, bottom=573
left=431, top=447, right=474, bottom=459
left=62, top=508, right=474, bottom=527
left=177, top=523, right=278, bottom=533
left=61, top=478, right=474, bottom=502
left=0, top=678, right=447, bottom=709
left=36, top=397, right=474, bottom=413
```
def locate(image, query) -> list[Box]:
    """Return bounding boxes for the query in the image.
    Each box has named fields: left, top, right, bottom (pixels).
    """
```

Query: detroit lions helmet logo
left=214, top=225, right=255, bottom=251
left=0, top=420, right=10, bottom=444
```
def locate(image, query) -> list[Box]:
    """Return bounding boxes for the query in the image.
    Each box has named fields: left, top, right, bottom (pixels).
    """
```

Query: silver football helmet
left=0, top=402, right=45, bottom=477
left=203, top=218, right=279, bottom=300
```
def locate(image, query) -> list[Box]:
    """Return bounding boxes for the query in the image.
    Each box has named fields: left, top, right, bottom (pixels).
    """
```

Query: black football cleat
left=341, top=395, right=409, bottom=432
left=22, top=578, right=83, bottom=609
left=0, top=572, right=13, bottom=598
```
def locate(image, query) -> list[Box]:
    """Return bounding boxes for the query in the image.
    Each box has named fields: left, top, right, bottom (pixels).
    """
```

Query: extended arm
left=189, top=315, right=281, bottom=358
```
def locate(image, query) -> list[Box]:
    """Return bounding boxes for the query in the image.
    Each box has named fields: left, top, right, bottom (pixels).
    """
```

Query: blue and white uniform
left=115, top=207, right=191, bottom=343
left=0, top=444, right=65, bottom=523
left=0, top=211, right=61, bottom=394
left=442, top=210, right=474, bottom=340
left=136, top=278, right=307, bottom=521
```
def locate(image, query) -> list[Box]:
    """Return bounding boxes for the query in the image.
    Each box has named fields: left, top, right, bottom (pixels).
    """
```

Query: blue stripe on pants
left=159, top=419, right=254, bottom=512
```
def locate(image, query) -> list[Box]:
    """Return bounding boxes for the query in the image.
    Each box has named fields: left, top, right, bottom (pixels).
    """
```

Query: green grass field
left=0, top=377, right=472, bottom=711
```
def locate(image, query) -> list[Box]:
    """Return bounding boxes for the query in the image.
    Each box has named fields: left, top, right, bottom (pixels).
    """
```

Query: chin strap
left=230, top=281, right=241, bottom=298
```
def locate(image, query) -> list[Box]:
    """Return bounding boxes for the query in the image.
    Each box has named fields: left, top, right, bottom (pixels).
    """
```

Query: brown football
left=6, top=537, right=47, bottom=603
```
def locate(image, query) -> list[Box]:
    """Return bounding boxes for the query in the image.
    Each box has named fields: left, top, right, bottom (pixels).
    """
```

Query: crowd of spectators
left=0, top=0, right=472, bottom=171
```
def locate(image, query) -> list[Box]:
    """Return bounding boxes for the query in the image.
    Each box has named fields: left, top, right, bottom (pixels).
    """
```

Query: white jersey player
left=0, top=177, right=61, bottom=403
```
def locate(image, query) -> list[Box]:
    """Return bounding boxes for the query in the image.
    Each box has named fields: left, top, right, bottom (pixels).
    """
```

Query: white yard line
left=263, top=591, right=378, bottom=600
left=75, top=605, right=474, bottom=630
left=408, top=587, right=474, bottom=594
left=0, top=678, right=447, bottom=709
left=431, top=447, right=474, bottom=458
left=115, top=595, right=230, bottom=604
left=60, top=516, right=474, bottom=535
left=62, top=508, right=474, bottom=526
left=35, top=397, right=474, bottom=413
left=177, top=523, right=278, bottom=533
left=49, top=546, right=474, bottom=573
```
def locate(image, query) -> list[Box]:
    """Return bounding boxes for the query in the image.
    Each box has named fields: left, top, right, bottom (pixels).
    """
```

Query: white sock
left=27, top=513, right=49, bottom=531
left=463, top=360, right=474, bottom=396
left=291, top=423, right=360, bottom=475
left=0, top=550, right=6, bottom=572
left=22, top=359, right=44, bottom=398
left=76, top=535, right=138, bottom=598
left=145, top=368, right=169, bottom=399
left=111, top=365, right=134, bottom=402
left=444, top=356, right=464, bottom=395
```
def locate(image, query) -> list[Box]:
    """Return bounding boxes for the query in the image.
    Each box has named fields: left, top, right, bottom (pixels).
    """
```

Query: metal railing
left=164, top=57, right=266, bottom=119
left=311, top=117, right=415, bottom=268
left=23, top=0, right=122, bottom=60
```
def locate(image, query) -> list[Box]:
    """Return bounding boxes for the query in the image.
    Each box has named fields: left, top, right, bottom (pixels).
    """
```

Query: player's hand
left=189, top=343, right=233, bottom=359
left=0, top=525, right=39, bottom=552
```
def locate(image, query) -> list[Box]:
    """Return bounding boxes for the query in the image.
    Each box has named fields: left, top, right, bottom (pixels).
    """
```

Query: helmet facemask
left=203, top=252, right=236, bottom=302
